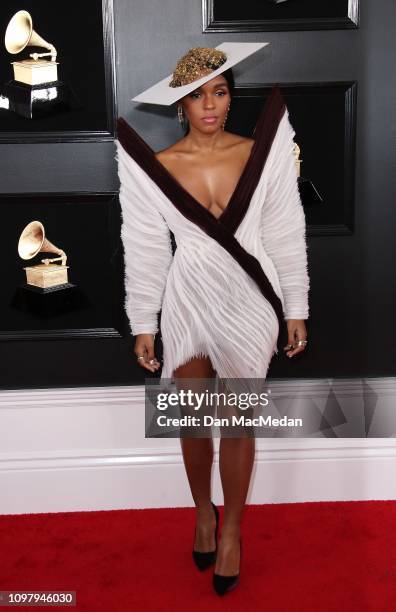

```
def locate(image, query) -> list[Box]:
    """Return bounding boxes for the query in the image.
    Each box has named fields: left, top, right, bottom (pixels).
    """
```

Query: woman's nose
left=203, top=96, right=215, bottom=108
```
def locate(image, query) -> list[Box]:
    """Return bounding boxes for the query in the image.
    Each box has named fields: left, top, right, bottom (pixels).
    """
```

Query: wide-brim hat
left=131, top=41, right=270, bottom=106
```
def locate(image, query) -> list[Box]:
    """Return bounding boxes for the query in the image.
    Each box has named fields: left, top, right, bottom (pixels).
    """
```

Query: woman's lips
left=202, top=116, right=217, bottom=124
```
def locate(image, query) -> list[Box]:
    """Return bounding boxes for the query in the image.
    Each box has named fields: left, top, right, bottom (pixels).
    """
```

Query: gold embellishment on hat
left=169, top=47, right=228, bottom=88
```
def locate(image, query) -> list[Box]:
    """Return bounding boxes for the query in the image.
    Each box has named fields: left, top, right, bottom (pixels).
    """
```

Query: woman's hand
left=283, top=319, right=308, bottom=358
left=134, top=334, right=161, bottom=372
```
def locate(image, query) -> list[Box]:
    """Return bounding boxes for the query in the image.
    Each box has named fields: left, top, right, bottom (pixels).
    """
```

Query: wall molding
left=1, top=378, right=395, bottom=515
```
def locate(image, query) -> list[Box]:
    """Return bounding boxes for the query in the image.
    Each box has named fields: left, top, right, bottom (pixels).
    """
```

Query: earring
left=222, top=102, right=231, bottom=131
left=178, top=104, right=186, bottom=129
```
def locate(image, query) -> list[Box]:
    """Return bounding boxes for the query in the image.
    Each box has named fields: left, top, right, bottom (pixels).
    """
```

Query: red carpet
left=0, top=500, right=395, bottom=611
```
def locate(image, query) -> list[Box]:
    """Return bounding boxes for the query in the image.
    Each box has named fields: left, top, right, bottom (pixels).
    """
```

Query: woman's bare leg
left=174, top=356, right=217, bottom=552
left=215, top=436, right=255, bottom=574
left=215, top=378, right=255, bottom=575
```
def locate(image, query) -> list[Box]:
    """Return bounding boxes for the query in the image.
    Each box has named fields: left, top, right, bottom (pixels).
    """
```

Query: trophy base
left=23, top=263, right=70, bottom=289
left=21, top=282, right=76, bottom=294
left=297, top=177, right=324, bottom=205
left=3, top=79, right=79, bottom=120
left=12, top=283, right=91, bottom=318
left=12, top=60, right=59, bottom=86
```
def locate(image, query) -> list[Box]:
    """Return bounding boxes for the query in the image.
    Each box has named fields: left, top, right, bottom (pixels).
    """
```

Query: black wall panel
left=0, top=0, right=394, bottom=389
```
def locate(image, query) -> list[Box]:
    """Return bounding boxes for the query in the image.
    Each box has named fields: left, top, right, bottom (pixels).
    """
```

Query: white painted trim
left=1, top=380, right=396, bottom=514
left=2, top=438, right=396, bottom=471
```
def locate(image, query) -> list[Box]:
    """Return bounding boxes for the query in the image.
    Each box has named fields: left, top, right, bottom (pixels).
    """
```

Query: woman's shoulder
left=224, top=132, right=255, bottom=153
left=219, top=132, right=255, bottom=161
left=155, top=132, right=254, bottom=161
left=155, top=139, right=186, bottom=162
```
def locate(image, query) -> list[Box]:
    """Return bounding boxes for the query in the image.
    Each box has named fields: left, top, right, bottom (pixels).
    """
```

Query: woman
left=116, top=43, right=310, bottom=596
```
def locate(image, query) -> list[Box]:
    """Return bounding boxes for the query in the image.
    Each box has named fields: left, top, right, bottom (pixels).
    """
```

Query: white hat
left=131, top=42, right=270, bottom=106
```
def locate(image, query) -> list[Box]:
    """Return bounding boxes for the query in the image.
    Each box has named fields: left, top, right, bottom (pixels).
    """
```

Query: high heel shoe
left=212, top=537, right=241, bottom=596
left=192, top=501, right=219, bottom=571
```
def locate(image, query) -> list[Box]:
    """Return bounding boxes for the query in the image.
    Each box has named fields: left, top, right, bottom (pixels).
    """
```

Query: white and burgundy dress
left=115, top=86, right=310, bottom=383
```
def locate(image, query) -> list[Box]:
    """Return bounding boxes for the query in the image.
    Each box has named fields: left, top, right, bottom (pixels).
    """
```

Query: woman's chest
left=159, top=145, right=253, bottom=217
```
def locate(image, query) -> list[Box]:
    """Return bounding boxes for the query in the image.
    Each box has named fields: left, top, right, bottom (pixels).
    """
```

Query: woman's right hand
left=134, top=334, right=161, bottom=372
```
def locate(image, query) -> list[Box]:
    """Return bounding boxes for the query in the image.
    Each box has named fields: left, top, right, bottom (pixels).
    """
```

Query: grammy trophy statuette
left=293, top=141, right=323, bottom=206
left=2, top=10, right=76, bottom=119
left=18, top=220, right=75, bottom=293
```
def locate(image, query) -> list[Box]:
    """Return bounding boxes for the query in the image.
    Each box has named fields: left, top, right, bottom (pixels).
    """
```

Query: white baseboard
left=1, top=379, right=395, bottom=515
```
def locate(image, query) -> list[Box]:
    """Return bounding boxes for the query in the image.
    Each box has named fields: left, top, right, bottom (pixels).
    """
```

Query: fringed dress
left=115, top=86, right=310, bottom=384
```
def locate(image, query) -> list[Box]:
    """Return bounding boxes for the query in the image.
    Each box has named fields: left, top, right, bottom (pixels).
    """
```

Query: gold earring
left=178, top=104, right=187, bottom=129
left=222, top=103, right=231, bottom=131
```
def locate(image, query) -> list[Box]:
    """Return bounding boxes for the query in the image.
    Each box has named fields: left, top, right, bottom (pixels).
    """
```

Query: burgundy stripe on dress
left=220, top=86, right=286, bottom=234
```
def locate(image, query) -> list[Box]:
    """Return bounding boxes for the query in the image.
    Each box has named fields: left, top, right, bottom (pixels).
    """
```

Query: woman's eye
left=189, top=90, right=226, bottom=99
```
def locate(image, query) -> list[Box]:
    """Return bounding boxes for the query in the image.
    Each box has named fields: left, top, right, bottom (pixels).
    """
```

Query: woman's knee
left=173, top=355, right=216, bottom=379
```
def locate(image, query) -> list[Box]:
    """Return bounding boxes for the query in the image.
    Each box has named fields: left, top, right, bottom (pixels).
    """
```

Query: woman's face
left=180, top=75, right=231, bottom=133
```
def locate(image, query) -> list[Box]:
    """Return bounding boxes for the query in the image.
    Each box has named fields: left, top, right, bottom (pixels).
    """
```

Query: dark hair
left=180, top=68, right=235, bottom=135
left=222, top=68, right=235, bottom=97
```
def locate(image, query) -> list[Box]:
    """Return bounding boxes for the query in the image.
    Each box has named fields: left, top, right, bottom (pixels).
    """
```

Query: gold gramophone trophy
left=18, top=221, right=72, bottom=291
left=5, top=10, right=58, bottom=86
left=293, top=142, right=302, bottom=177
left=293, top=140, right=323, bottom=205
left=3, top=10, right=73, bottom=119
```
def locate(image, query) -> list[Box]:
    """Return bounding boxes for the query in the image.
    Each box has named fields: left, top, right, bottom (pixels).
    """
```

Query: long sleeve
left=260, top=110, right=310, bottom=320
left=116, top=141, right=173, bottom=336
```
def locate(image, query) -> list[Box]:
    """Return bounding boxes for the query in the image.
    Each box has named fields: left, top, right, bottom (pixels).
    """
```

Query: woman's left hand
left=284, top=319, right=308, bottom=358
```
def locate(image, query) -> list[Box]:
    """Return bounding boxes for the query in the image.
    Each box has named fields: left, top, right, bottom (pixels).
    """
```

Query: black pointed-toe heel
left=192, top=501, right=219, bottom=571
left=212, top=538, right=241, bottom=596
